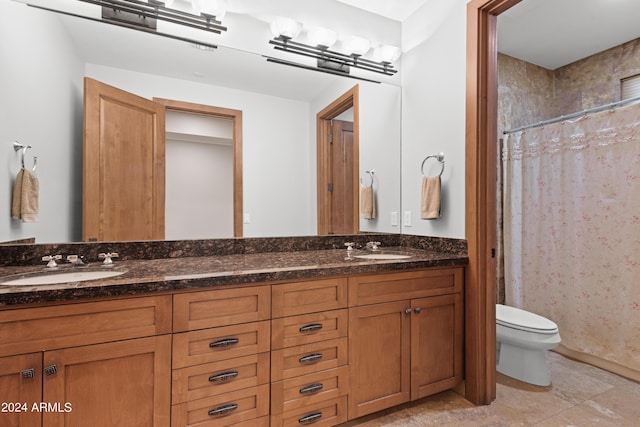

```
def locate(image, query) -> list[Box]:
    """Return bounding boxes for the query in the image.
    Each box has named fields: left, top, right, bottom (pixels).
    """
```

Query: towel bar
left=421, top=153, right=444, bottom=178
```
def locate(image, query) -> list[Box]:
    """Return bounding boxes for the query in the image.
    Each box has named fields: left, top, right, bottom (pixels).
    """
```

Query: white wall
left=0, top=1, right=83, bottom=243
left=400, top=0, right=468, bottom=239
left=85, top=64, right=314, bottom=238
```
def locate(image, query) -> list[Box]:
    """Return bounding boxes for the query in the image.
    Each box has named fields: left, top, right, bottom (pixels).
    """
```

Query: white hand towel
left=11, top=169, right=39, bottom=222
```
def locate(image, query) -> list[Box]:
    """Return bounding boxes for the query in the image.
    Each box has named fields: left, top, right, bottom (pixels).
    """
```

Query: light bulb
left=307, top=26, right=337, bottom=49
left=342, top=35, right=371, bottom=57
left=375, top=44, right=401, bottom=63
left=270, top=16, right=302, bottom=40
left=193, top=0, right=227, bottom=19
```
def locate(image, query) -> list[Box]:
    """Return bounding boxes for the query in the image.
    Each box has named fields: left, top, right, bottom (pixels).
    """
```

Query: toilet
left=496, top=304, right=561, bottom=386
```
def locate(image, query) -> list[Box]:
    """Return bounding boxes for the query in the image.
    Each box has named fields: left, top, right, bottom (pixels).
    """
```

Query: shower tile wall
left=496, top=37, right=640, bottom=304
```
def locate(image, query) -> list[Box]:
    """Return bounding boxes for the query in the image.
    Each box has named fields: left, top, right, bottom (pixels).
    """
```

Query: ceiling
left=497, top=0, right=640, bottom=70
left=335, top=0, right=429, bottom=22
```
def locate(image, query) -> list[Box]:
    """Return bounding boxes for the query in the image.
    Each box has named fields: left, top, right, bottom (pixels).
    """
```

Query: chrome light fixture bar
left=80, top=0, right=226, bottom=33
left=24, top=0, right=225, bottom=49
left=269, top=36, right=398, bottom=77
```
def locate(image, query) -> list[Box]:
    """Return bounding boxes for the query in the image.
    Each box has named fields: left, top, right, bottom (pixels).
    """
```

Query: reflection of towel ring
left=421, top=153, right=445, bottom=178
left=360, top=169, right=374, bottom=187
left=13, top=141, right=37, bottom=171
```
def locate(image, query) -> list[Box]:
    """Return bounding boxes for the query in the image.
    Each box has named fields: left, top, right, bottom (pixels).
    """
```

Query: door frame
left=465, top=0, right=521, bottom=405
left=153, top=98, right=243, bottom=238
left=316, top=85, right=360, bottom=235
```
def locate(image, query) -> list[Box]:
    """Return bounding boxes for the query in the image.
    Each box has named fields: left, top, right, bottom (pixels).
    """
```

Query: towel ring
left=421, top=153, right=445, bottom=178
left=13, top=141, right=37, bottom=171
left=360, top=169, right=374, bottom=187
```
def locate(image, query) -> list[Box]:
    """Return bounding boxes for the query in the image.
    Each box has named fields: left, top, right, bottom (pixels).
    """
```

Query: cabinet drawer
left=272, top=309, right=348, bottom=350
left=173, top=286, right=270, bottom=332
left=272, top=278, right=347, bottom=318
left=171, top=383, right=269, bottom=427
left=0, top=296, right=172, bottom=357
left=271, top=366, right=349, bottom=414
left=348, top=268, right=463, bottom=307
left=173, top=321, right=270, bottom=369
left=271, top=337, right=348, bottom=381
left=271, top=395, right=347, bottom=427
left=172, top=353, right=270, bottom=404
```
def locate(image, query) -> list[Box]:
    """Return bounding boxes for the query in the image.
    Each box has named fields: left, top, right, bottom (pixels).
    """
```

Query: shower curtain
left=503, top=102, right=640, bottom=379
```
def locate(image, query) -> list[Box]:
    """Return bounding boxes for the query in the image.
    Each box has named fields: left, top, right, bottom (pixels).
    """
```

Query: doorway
left=316, top=85, right=360, bottom=235
left=154, top=98, right=243, bottom=238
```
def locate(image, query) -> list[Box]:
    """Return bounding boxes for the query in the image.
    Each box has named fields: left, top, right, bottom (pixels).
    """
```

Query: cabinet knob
left=21, top=368, right=35, bottom=379
left=299, top=323, right=323, bottom=333
left=209, top=370, right=239, bottom=383
left=299, top=383, right=324, bottom=395
left=44, top=365, right=58, bottom=376
left=404, top=308, right=412, bottom=315
left=299, top=353, right=323, bottom=364
left=414, top=307, right=422, bottom=314
left=298, top=411, right=323, bottom=424
left=208, top=403, right=238, bottom=417
left=209, top=337, right=239, bottom=349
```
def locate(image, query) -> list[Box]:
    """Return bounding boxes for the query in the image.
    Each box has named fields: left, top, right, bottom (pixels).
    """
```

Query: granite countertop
left=0, top=246, right=468, bottom=307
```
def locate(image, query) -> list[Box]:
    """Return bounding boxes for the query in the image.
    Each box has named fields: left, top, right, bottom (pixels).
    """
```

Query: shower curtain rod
left=503, top=95, right=640, bottom=135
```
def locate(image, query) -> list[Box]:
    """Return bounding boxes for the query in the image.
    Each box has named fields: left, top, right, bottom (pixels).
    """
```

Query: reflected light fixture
left=267, top=17, right=398, bottom=80
left=21, top=0, right=227, bottom=49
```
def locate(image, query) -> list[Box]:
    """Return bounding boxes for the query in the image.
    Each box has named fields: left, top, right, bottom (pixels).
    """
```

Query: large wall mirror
left=1, top=0, right=402, bottom=244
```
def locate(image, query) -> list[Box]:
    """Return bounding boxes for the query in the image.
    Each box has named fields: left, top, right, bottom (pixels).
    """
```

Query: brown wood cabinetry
left=0, top=296, right=172, bottom=427
left=0, top=266, right=465, bottom=427
left=271, top=279, right=350, bottom=426
left=171, top=285, right=271, bottom=426
left=348, top=268, right=464, bottom=420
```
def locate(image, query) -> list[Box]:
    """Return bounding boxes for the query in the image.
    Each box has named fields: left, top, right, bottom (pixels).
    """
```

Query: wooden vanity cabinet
left=0, top=296, right=172, bottom=427
left=171, top=286, right=271, bottom=427
left=347, top=268, right=464, bottom=420
left=271, top=279, right=349, bottom=427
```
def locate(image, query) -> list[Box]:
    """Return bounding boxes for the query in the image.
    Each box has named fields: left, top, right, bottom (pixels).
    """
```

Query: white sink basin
left=354, top=253, right=412, bottom=260
left=0, top=269, right=126, bottom=286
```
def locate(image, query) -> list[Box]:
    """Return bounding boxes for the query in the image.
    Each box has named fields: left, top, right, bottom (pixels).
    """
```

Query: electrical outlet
left=404, top=211, right=412, bottom=227
left=243, top=214, right=251, bottom=224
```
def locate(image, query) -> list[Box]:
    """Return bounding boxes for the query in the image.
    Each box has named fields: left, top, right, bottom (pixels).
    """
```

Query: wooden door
left=42, top=336, right=171, bottom=427
left=0, top=353, right=42, bottom=427
left=348, top=301, right=410, bottom=419
left=411, top=294, right=464, bottom=400
left=329, top=120, right=356, bottom=235
left=83, top=77, right=166, bottom=242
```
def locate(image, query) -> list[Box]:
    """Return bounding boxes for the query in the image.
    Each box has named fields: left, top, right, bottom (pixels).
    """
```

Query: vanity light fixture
left=267, top=17, right=398, bottom=79
left=20, top=0, right=226, bottom=49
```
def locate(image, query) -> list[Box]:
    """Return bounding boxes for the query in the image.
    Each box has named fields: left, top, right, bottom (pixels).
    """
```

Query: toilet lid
left=496, top=304, right=558, bottom=334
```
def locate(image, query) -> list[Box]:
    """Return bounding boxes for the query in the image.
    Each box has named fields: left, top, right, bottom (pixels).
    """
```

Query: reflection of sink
left=354, top=253, right=412, bottom=260
left=0, top=269, right=127, bottom=286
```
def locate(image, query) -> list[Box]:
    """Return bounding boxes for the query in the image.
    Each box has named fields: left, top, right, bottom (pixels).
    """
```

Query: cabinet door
left=348, top=301, right=410, bottom=419
left=0, top=353, right=42, bottom=427
left=42, top=335, right=171, bottom=427
left=411, top=293, right=463, bottom=400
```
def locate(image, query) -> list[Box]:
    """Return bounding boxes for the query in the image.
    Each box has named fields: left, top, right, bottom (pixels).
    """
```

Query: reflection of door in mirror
left=83, top=78, right=166, bottom=242
left=317, top=86, right=359, bottom=235
left=83, top=78, right=243, bottom=242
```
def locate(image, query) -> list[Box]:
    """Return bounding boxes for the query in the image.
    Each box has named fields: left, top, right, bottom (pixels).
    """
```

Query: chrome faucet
left=98, top=252, right=119, bottom=265
left=66, top=255, right=86, bottom=266
left=366, top=241, right=381, bottom=251
left=42, top=255, right=62, bottom=268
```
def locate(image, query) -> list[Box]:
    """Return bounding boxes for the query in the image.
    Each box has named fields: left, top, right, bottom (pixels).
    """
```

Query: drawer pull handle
left=299, top=353, right=323, bottom=364
left=299, top=323, right=323, bottom=333
left=21, top=368, right=35, bottom=379
left=209, top=370, right=239, bottom=383
left=209, top=338, right=239, bottom=349
left=44, top=365, right=58, bottom=376
left=414, top=307, right=422, bottom=314
left=208, top=403, right=238, bottom=417
left=299, top=383, right=324, bottom=394
left=298, top=411, right=323, bottom=424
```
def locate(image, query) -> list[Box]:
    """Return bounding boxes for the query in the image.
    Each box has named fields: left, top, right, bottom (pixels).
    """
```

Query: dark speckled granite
left=0, top=235, right=467, bottom=307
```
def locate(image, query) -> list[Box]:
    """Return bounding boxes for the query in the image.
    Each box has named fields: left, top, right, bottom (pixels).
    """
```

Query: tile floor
left=344, top=351, right=640, bottom=426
